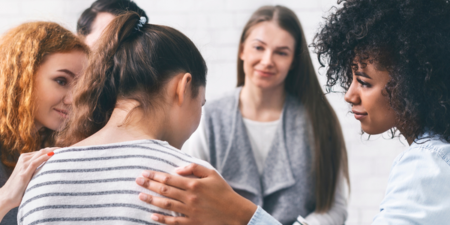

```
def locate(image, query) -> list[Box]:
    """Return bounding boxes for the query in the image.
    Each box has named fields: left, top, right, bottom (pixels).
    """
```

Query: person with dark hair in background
left=77, top=0, right=148, bottom=48
left=17, top=12, right=216, bottom=225
left=133, top=1, right=450, bottom=225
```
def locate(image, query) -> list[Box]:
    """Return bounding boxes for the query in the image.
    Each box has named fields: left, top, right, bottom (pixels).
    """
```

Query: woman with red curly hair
left=0, top=22, right=88, bottom=224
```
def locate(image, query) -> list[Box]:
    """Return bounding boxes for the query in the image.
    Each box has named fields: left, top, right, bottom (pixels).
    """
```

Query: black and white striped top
left=18, top=139, right=214, bottom=225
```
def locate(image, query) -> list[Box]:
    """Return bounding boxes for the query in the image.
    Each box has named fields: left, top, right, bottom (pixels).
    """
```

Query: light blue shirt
left=248, top=134, right=450, bottom=225
left=373, top=134, right=450, bottom=224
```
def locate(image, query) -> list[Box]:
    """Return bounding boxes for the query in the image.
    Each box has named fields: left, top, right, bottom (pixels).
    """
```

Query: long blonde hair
left=0, top=21, right=88, bottom=168
left=237, top=5, right=350, bottom=212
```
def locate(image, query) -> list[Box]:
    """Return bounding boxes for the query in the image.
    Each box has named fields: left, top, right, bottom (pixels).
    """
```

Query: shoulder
left=395, top=135, right=450, bottom=168
left=203, top=89, right=238, bottom=115
left=142, top=140, right=216, bottom=171
left=373, top=136, right=450, bottom=224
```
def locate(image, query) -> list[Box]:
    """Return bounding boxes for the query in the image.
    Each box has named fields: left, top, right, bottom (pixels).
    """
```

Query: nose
left=260, top=50, right=274, bottom=67
left=344, top=79, right=361, bottom=106
left=63, top=90, right=73, bottom=105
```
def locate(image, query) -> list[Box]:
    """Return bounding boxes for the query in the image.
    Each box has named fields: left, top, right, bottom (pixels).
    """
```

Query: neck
left=396, top=126, right=415, bottom=145
left=239, top=82, right=286, bottom=122
left=73, top=99, right=168, bottom=147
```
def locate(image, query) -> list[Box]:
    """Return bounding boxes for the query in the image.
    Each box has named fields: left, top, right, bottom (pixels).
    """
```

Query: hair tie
left=135, top=16, right=147, bottom=31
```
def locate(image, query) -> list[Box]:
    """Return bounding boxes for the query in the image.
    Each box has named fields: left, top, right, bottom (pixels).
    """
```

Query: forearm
left=0, top=189, right=13, bottom=222
left=231, top=195, right=258, bottom=225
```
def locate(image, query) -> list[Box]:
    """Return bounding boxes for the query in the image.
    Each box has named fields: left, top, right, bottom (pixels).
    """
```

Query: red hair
left=0, top=21, right=89, bottom=168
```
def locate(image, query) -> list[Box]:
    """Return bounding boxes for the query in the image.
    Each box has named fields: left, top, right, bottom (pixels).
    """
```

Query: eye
left=277, top=51, right=288, bottom=56
left=356, top=78, right=371, bottom=88
left=55, top=77, right=67, bottom=86
left=254, top=46, right=264, bottom=51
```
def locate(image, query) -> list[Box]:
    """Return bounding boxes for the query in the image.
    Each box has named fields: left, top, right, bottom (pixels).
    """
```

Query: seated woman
left=0, top=22, right=88, bottom=224
left=17, top=12, right=217, bottom=224
left=132, top=0, right=450, bottom=224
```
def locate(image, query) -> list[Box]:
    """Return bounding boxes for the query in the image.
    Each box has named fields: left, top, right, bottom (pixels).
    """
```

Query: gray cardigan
left=203, top=88, right=316, bottom=225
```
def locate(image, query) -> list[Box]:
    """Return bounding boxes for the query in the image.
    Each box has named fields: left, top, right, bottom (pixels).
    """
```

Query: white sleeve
left=294, top=171, right=349, bottom=225
left=181, top=116, right=210, bottom=162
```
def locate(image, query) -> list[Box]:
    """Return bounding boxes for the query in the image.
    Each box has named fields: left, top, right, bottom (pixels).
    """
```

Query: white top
left=18, top=139, right=214, bottom=225
left=183, top=118, right=349, bottom=225
left=242, top=118, right=280, bottom=174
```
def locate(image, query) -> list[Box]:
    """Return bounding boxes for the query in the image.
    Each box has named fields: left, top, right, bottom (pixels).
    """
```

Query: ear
left=239, top=43, right=245, bottom=61
left=176, top=73, right=192, bottom=105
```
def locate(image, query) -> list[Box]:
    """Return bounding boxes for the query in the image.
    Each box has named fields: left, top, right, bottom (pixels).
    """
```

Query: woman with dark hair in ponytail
left=136, top=5, right=349, bottom=225
left=17, top=12, right=214, bottom=224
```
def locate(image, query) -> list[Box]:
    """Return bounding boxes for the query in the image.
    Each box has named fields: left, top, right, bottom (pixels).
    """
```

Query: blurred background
left=0, top=0, right=409, bottom=224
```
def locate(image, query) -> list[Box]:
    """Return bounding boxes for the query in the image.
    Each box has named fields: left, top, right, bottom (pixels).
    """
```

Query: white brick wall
left=0, top=1, right=409, bottom=224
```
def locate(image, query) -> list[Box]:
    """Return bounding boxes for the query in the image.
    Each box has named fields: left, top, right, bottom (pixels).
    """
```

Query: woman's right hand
left=0, top=148, right=56, bottom=220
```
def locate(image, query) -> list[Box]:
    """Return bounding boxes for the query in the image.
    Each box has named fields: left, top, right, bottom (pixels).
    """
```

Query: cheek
left=278, top=59, right=292, bottom=78
left=242, top=50, right=259, bottom=69
left=363, top=90, right=396, bottom=131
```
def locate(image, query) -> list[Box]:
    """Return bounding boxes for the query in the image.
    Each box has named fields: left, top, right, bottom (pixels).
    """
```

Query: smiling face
left=34, top=50, right=88, bottom=131
left=344, top=60, right=397, bottom=134
left=239, top=21, right=295, bottom=90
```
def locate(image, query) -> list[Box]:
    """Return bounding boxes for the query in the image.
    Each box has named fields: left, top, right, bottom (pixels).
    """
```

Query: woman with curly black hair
left=312, top=0, right=450, bottom=224
left=129, top=0, right=450, bottom=224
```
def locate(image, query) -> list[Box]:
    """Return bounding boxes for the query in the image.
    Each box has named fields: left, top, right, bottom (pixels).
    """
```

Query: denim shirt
left=372, top=134, right=450, bottom=224
left=248, top=134, right=450, bottom=225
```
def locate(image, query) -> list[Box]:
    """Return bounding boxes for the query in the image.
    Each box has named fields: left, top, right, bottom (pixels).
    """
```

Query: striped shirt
left=18, top=139, right=214, bottom=225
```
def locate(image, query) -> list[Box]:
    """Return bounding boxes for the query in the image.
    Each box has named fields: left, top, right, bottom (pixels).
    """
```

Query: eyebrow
left=253, top=39, right=292, bottom=51
left=354, top=71, right=372, bottom=79
left=57, top=69, right=76, bottom=78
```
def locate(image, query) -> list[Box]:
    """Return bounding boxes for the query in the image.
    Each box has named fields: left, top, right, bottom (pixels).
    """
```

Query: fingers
left=135, top=176, right=187, bottom=203
left=151, top=213, right=191, bottom=225
left=175, top=163, right=213, bottom=178
left=24, top=149, right=56, bottom=175
left=138, top=194, right=188, bottom=215
left=140, top=171, right=191, bottom=190
left=28, top=147, right=57, bottom=161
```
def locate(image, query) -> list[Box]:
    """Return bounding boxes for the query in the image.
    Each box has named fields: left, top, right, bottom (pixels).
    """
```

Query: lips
left=54, top=108, right=69, bottom=118
left=352, top=110, right=368, bottom=120
left=255, top=69, right=276, bottom=77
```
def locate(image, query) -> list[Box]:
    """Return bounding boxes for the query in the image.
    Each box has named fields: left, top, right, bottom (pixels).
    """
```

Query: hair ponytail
left=58, top=12, right=207, bottom=146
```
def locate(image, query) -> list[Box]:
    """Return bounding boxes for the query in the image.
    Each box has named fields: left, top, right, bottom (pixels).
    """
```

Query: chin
left=253, top=80, right=281, bottom=90
left=360, top=124, right=392, bottom=135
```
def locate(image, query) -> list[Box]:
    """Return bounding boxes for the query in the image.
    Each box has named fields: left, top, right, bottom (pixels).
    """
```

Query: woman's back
left=18, top=139, right=213, bottom=225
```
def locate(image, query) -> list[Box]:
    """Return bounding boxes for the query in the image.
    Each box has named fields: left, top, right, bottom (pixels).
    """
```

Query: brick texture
left=0, top=1, right=408, bottom=224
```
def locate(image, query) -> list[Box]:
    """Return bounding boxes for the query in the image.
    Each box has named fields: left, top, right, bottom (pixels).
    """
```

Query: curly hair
left=0, top=21, right=89, bottom=168
left=313, top=0, right=450, bottom=142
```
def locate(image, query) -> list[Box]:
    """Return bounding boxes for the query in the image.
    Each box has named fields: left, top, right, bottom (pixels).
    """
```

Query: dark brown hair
left=237, top=5, right=349, bottom=212
left=77, top=0, right=148, bottom=36
left=0, top=22, right=88, bottom=168
left=58, top=12, right=207, bottom=146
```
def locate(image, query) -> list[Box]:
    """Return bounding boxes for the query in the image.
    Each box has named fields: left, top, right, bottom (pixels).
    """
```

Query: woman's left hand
left=0, top=147, right=57, bottom=220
